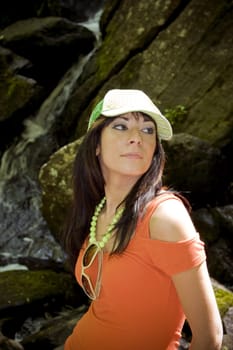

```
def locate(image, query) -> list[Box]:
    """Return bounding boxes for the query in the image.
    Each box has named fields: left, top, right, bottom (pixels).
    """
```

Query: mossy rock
left=0, top=269, right=84, bottom=316
left=0, top=69, right=42, bottom=122
left=39, top=138, right=82, bottom=240
left=214, top=286, right=233, bottom=318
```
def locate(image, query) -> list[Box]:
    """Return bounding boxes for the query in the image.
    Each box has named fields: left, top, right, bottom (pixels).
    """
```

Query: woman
left=63, top=89, right=223, bottom=350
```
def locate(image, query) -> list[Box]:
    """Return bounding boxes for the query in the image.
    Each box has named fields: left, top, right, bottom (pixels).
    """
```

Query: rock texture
left=39, top=139, right=82, bottom=240
left=0, top=16, right=96, bottom=87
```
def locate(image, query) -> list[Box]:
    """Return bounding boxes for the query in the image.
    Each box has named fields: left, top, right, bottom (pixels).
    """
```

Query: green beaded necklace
left=89, top=197, right=124, bottom=249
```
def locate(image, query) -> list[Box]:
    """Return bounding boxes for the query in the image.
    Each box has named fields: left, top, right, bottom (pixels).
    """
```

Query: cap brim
left=102, top=108, right=172, bottom=140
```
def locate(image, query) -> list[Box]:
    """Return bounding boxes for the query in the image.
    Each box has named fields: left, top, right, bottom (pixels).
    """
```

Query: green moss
left=214, top=287, right=233, bottom=317
left=96, top=47, right=115, bottom=81
left=2, top=73, right=27, bottom=101
left=0, top=71, right=39, bottom=118
left=164, top=105, right=188, bottom=126
left=7, top=77, right=18, bottom=98
left=0, top=270, right=75, bottom=309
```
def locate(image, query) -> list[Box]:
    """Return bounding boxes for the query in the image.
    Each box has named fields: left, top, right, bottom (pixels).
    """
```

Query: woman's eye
left=142, top=127, right=155, bottom=134
left=112, top=124, right=127, bottom=130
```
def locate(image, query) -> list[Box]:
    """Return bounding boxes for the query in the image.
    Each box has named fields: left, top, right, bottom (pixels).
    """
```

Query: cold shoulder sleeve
left=135, top=193, right=206, bottom=276
left=146, top=234, right=206, bottom=276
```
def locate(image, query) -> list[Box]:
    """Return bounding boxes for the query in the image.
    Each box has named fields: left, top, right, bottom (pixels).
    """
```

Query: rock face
left=0, top=0, right=233, bottom=348
left=63, top=0, right=233, bottom=150
left=0, top=17, right=96, bottom=86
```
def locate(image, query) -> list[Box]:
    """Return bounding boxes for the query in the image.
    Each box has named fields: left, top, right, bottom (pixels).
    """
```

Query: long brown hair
left=63, top=114, right=166, bottom=270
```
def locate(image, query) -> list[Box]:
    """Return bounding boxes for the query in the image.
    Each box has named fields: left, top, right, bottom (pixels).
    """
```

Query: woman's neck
left=103, top=192, right=125, bottom=217
left=103, top=178, right=137, bottom=215
left=105, top=171, right=139, bottom=191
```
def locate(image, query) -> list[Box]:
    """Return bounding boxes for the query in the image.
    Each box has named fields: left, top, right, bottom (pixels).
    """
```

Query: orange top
left=65, top=194, right=206, bottom=350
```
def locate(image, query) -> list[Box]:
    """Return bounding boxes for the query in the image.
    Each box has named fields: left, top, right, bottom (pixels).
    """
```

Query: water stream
left=0, top=10, right=102, bottom=269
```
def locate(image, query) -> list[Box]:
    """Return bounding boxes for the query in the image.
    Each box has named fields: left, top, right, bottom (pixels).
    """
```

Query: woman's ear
left=96, top=144, right=100, bottom=156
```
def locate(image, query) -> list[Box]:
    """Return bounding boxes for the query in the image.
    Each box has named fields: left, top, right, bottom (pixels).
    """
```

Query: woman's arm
left=172, top=262, right=223, bottom=349
left=150, top=198, right=223, bottom=349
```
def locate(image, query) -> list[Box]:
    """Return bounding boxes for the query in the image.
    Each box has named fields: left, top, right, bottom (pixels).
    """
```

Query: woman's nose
left=128, top=128, right=142, bottom=144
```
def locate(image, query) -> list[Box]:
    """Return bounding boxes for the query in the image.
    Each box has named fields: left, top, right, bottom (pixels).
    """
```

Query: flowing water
left=0, top=10, right=102, bottom=269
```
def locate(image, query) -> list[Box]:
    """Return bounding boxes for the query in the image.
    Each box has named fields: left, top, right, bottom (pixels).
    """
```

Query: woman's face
left=96, top=113, right=157, bottom=182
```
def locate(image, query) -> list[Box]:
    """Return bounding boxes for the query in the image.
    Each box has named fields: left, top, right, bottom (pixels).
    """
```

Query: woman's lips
left=121, top=153, right=143, bottom=159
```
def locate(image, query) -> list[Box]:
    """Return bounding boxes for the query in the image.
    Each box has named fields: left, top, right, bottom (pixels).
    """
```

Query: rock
left=178, top=337, right=190, bottom=349
left=191, top=208, right=221, bottom=245
left=210, top=280, right=233, bottom=349
left=163, top=133, right=228, bottom=206
left=191, top=205, right=233, bottom=283
left=223, top=307, right=233, bottom=350
left=62, top=0, right=184, bottom=136
left=0, top=332, right=24, bottom=350
left=21, top=305, right=87, bottom=350
left=212, top=280, right=233, bottom=317
left=0, top=270, right=85, bottom=317
left=96, top=0, right=233, bottom=149
left=207, top=239, right=233, bottom=286
left=0, top=0, right=105, bottom=30
left=0, top=17, right=96, bottom=86
left=0, top=269, right=87, bottom=349
left=0, top=47, right=43, bottom=131
left=0, top=69, right=38, bottom=124
left=0, top=46, right=44, bottom=148
left=222, top=334, right=233, bottom=350
left=192, top=205, right=233, bottom=243
left=60, top=0, right=233, bottom=152
left=213, top=205, right=233, bottom=239
left=39, top=138, right=82, bottom=239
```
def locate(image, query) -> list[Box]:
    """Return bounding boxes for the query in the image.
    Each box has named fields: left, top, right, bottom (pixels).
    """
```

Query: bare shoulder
left=149, top=197, right=197, bottom=242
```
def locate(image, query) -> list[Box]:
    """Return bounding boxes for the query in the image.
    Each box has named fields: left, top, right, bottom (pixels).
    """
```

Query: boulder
left=0, top=268, right=88, bottom=349
left=0, top=47, right=44, bottom=148
left=207, top=239, right=233, bottom=286
left=0, top=270, right=85, bottom=317
left=192, top=205, right=233, bottom=284
left=223, top=307, right=233, bottom=350
left=192, top=205, right=233, bottom=243
left=21, top=305, right=87, bottom=350
left=0, top=17, right=96, bottom=86
left=212, top=280, right=233, bottom=350
left=39, top=139, right=82, bottom=240
left=163, top=133, right=229, bottom=206
left=0, top=0, right=105, bottom=29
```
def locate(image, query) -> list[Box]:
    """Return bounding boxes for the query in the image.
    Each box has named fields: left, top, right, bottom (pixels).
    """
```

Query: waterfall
left=0, top=10, right=102, bottom=266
